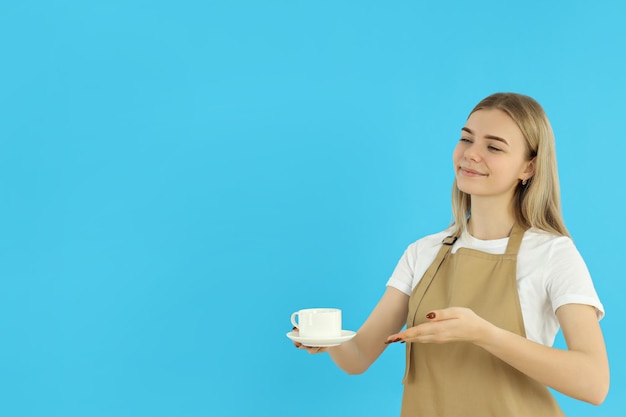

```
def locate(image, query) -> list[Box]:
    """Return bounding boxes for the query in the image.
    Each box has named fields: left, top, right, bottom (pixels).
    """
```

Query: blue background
left=0, top=1, right=624, bottom=416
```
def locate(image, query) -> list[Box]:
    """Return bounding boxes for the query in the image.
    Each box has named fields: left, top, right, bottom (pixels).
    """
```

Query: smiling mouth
left=459, top=167, right=487, bottom=177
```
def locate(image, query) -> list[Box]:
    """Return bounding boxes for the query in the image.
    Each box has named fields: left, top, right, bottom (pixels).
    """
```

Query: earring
left=522, top=178, right=528, bottom=186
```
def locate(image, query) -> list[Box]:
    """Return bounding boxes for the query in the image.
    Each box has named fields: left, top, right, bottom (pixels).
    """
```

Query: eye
left=460, top=137, right=472, bottom=143
left=488, top=145, right=502, bottom=152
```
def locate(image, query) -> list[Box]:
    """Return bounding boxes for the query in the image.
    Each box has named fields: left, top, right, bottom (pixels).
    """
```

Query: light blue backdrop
left=0, top=1, right=623, bottom=416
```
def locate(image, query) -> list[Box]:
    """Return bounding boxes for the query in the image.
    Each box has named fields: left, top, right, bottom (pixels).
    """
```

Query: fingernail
left=426, top=312, right=436, bottom=319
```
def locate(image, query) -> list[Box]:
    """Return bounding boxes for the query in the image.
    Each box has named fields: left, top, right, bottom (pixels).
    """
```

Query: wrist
left=475, top=319, right=500, bottom=348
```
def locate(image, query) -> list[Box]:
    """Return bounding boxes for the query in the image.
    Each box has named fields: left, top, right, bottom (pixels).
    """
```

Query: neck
left=467, top=196, right=516, bottom=240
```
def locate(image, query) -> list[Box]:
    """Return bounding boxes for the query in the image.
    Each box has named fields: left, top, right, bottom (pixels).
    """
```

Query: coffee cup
left=290, top=308, right=342, bottom=338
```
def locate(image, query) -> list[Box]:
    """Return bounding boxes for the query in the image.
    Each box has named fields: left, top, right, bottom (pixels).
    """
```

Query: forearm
left=478, top=325, right=609, bottom=405
left=327, top=336, right=380, bottom=375
left=327, top=287, right=409, bottom=375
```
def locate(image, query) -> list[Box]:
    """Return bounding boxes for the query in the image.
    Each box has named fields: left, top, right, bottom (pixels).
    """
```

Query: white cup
left=291, top=308, right=342, bottom=338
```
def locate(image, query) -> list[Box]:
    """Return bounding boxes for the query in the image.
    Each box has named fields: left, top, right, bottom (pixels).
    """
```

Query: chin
left=455, top=179, right=476, bottom=195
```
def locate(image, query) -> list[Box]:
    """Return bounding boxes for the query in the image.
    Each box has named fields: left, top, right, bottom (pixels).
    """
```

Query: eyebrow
left=461, top=127, right=509, bottom=145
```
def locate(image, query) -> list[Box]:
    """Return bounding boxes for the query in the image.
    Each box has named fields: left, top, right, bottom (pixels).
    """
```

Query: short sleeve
left=546, top=237, right=605, bottom=320
left=386, top=245, right=416, bottom=296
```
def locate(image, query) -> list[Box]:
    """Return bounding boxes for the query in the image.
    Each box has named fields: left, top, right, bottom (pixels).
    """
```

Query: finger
left=425, top=307, right=458, bottom=322
left=386, top=334, right=398, bottom=343
left=300, top=345, right=326, bottom=354
left=388, top=322, right=438, bottom=343
left=386, top=327, right=417, bottom=344
left=425, top=311, right=437, bottom=320
left=403, top=335, right=432, bottom=344
left=386, top=330, right=408, bottom=344
left=399, top=327, right=444, bottom=344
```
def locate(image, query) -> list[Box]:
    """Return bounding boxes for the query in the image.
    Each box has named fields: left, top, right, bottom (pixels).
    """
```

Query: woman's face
left=453, top=108, right=534, bottom=200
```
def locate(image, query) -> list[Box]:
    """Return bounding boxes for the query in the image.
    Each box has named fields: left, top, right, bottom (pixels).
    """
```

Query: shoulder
left=519, top=228, right=586, bottom=274
left=521, top=228, right=581, bottom=258
left=398, top=227, right=453, bottom=269
left=387, top=227, right=452, bottom=295
left=405, top=228, right=453, bottom=254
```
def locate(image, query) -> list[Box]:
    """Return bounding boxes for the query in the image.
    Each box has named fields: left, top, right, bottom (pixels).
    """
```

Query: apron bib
left=401, top=225, right=565, bottom=416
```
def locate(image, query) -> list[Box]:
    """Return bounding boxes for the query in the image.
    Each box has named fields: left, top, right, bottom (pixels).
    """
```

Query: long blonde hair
left=451, top=92, right=569, bottom=237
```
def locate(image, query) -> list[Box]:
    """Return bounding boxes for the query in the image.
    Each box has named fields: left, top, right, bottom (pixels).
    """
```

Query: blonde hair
left=451, top=92, right=570, bottom=237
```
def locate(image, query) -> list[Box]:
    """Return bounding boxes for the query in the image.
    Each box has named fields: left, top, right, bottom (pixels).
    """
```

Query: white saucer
left=286, top=330, right=356, bottom=347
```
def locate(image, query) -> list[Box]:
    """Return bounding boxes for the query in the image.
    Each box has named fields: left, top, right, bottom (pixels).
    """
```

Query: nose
left=463, top=142, right=481, bottom=162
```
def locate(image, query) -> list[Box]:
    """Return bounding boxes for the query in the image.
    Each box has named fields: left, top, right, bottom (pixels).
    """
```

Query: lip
left=459, top=167, right=487, bottom=177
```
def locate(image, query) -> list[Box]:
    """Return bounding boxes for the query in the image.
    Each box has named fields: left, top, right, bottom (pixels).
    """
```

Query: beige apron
left=401, top=224, right=565, bottom=417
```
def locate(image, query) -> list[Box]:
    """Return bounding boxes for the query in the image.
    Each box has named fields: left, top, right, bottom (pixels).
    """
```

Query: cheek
left=452, top=145, right=463, bottom=165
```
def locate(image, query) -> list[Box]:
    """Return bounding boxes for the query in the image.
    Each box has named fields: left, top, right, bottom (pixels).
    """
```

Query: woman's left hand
left=386, top=307, right=493, bottom=345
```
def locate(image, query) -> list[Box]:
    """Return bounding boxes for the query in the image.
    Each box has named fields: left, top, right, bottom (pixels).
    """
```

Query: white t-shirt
left=386, top=228, right=604, bottom=347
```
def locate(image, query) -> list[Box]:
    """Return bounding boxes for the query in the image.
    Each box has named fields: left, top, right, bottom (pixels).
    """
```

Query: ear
left=520, top=157, right=536, bottom=181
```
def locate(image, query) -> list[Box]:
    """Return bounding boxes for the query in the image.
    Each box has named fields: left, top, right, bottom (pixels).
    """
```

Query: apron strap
left=505, top=223, right=527, bottom=255
left=407, top=235, right=457, bottom=326
left=402, top=234, right=457, bottom=383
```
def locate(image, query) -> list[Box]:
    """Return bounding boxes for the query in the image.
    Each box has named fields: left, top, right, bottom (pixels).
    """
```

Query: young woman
left=292, top=93, right=609, bottom=416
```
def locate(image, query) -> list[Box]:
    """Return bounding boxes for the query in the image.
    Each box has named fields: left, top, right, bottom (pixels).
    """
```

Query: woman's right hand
left=291, top=327, right=328, bottom=354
